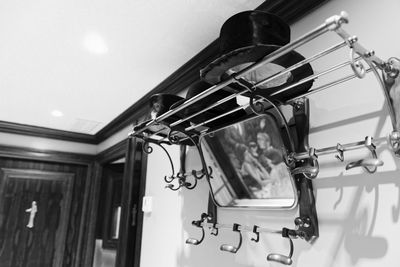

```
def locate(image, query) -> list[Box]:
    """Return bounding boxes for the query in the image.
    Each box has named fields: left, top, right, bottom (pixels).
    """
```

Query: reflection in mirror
left=201, top=114, right=297, bottom=208
left=102, top=158, right=124, bottom=249
left=111, top=206, right=122, bottom=239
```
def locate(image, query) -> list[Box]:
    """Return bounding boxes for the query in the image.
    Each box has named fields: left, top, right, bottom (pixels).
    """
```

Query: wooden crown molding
left=0, top=0, right=328, bottom=145
left=0, top=120, right=97, bottom=144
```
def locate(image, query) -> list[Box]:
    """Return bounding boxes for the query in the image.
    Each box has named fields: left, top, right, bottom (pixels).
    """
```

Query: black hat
left=149, top=93, right=190, bottom=127
left=171, top=80, right=248, bottom=129
left=200, top=10, right=314, bottom=102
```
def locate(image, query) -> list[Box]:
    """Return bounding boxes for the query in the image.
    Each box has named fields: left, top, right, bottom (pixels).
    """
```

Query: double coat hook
left=345, top=136, right=383, bottom=173
left=220, top=223, right=243, bottom=253
left=186, top=213, right=212, bottom=245
left=267, top=228, right=294, bottom=265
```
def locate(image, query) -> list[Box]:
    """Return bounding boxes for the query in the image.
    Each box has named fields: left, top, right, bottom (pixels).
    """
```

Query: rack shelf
left=129, top=11, right=400, bottom=153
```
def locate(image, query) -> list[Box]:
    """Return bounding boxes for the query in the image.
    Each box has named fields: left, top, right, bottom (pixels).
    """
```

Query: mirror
left=200, top=114, right=297, bottom=209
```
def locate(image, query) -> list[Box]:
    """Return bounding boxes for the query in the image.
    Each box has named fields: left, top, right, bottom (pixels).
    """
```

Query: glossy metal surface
left=220, top=223, right=242, bottom=253
left=267, top=253, right=293, bottom=265
left=267, top=235, right=294, bottom=265
left=345, top=158, right=384, bottom=171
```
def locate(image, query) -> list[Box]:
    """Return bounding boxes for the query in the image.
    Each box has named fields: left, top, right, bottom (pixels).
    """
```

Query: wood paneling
left=0, top=145, right=95, bottom=267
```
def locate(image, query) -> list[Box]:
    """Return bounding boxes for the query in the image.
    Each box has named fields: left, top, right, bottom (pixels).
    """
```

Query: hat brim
left=200, top=45, right=314, bottom=102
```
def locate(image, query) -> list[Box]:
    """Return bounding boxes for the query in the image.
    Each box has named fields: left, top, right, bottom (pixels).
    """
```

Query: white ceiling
left=0, top=0, right=263, bottom=134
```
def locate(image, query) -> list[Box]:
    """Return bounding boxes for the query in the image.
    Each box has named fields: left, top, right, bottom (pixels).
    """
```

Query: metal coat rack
left=130, top=11, right=400, bottom=265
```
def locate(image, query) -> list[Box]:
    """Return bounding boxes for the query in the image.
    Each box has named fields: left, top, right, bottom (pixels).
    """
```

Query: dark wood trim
left=81, top=161, right=102, bottom=267
left=96, top=139, right=129, bottom=163
left=132, top=140, right=148, bottom=267
left=83, top=139, right=129, bottom=267
left=116, top=138, right=148, bottom=267
left=0, top=144, right=95, bottom=165
left=256, top=0, right=329, bottom=23
left=0, top=121, right=97, bottom=144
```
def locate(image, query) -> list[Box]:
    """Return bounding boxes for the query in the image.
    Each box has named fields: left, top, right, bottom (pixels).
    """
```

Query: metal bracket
left=291, top=98, right=319, bottom=242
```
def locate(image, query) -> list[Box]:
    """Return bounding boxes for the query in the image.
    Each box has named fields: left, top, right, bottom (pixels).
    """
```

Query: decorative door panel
left=0, top=168, right=74, bottom=267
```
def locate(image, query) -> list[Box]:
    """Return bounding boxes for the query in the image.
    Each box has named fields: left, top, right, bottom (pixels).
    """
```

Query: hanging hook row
left=289, top=136, right=385, bottom=178
left=186, top=213, right=311, bottom=266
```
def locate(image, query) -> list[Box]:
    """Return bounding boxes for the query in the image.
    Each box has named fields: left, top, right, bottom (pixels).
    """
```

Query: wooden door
left=0, top=168, right=74, bottom=267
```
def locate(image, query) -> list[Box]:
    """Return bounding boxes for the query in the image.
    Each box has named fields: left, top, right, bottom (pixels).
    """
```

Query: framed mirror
left=200, top=113, right=297, bottom=209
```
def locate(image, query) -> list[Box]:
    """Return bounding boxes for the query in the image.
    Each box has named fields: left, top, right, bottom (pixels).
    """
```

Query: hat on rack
left=200, top=10, right=314, bottom=102
left=149, top=93, right=191, bottom=127
left=171, top=80, right=248, bottom=130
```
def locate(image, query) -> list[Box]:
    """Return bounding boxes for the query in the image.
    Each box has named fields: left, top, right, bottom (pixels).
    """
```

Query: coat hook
left=186, top=220, right=205, bottom=245
left=345, top=136, right=383, bottom=173
left=186, top=213, right=211, bottom=245
left=335, top=143, right=344, bottom=161
left=251, top=225, right=260, bottom=243
left=267, top=228, right=294, bottom=265
left=345, top=158, right=384, bottom=172
left=220, top=223, right=242, bottom=253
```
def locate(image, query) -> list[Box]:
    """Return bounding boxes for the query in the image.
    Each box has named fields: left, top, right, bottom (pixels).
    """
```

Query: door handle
left=25, top=201, right=38, bottom=228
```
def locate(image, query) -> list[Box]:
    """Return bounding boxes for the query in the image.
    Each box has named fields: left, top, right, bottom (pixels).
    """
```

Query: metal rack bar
left=170, top=41, right=348, bottom=129
left=130, top=13, right=349, bottom=136
left=270, top=56, right=361, bottom=97
left=183, top=57, right=361, bottom=132
left=289, top=68, right=372, bottom=101
left=169, top=88, right=247, bottom=127
left=201, top=222, right=282, bottom=235
left=254, top=40, right=347, bottom=88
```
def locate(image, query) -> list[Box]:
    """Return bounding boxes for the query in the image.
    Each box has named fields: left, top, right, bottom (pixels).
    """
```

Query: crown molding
left=0, top=120, right=97, bottom=144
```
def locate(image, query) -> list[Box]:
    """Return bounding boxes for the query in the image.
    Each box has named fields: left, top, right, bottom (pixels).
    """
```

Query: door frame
left=90, top=138, right=147, bottom=267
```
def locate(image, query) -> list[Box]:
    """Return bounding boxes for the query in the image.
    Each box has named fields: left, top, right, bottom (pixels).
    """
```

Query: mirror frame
left=200, top=111, right=298, bottom=210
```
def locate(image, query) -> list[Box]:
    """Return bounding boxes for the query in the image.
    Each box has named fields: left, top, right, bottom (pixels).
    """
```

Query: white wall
left=139, top=1, right=400, bottom=267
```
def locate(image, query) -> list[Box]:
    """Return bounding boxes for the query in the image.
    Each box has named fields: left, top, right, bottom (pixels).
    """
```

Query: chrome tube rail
left=129, top=11, right=400, bottom=153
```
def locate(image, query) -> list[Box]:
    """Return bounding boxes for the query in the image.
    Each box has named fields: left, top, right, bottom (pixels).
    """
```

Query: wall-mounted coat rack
left=130, top=11, right=400, bottom=266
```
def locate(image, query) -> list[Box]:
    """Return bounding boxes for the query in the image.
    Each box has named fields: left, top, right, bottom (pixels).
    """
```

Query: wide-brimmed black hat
left=200, top=10, right=314, bottom=102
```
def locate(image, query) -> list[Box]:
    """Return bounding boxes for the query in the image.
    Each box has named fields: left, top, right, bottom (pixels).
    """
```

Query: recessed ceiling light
left=83, top=32, right=109, bottom=54
left=51, top=110, right=64, bottom=117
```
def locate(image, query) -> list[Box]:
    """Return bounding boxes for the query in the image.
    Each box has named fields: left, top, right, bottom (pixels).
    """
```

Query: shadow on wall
left=304, top=85, right=399, bottom=266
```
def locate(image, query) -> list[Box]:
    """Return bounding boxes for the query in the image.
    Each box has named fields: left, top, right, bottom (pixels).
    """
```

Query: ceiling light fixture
left=51, top=110, right=64, bottom=117
left=83, top=32, right=109, bottom=54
